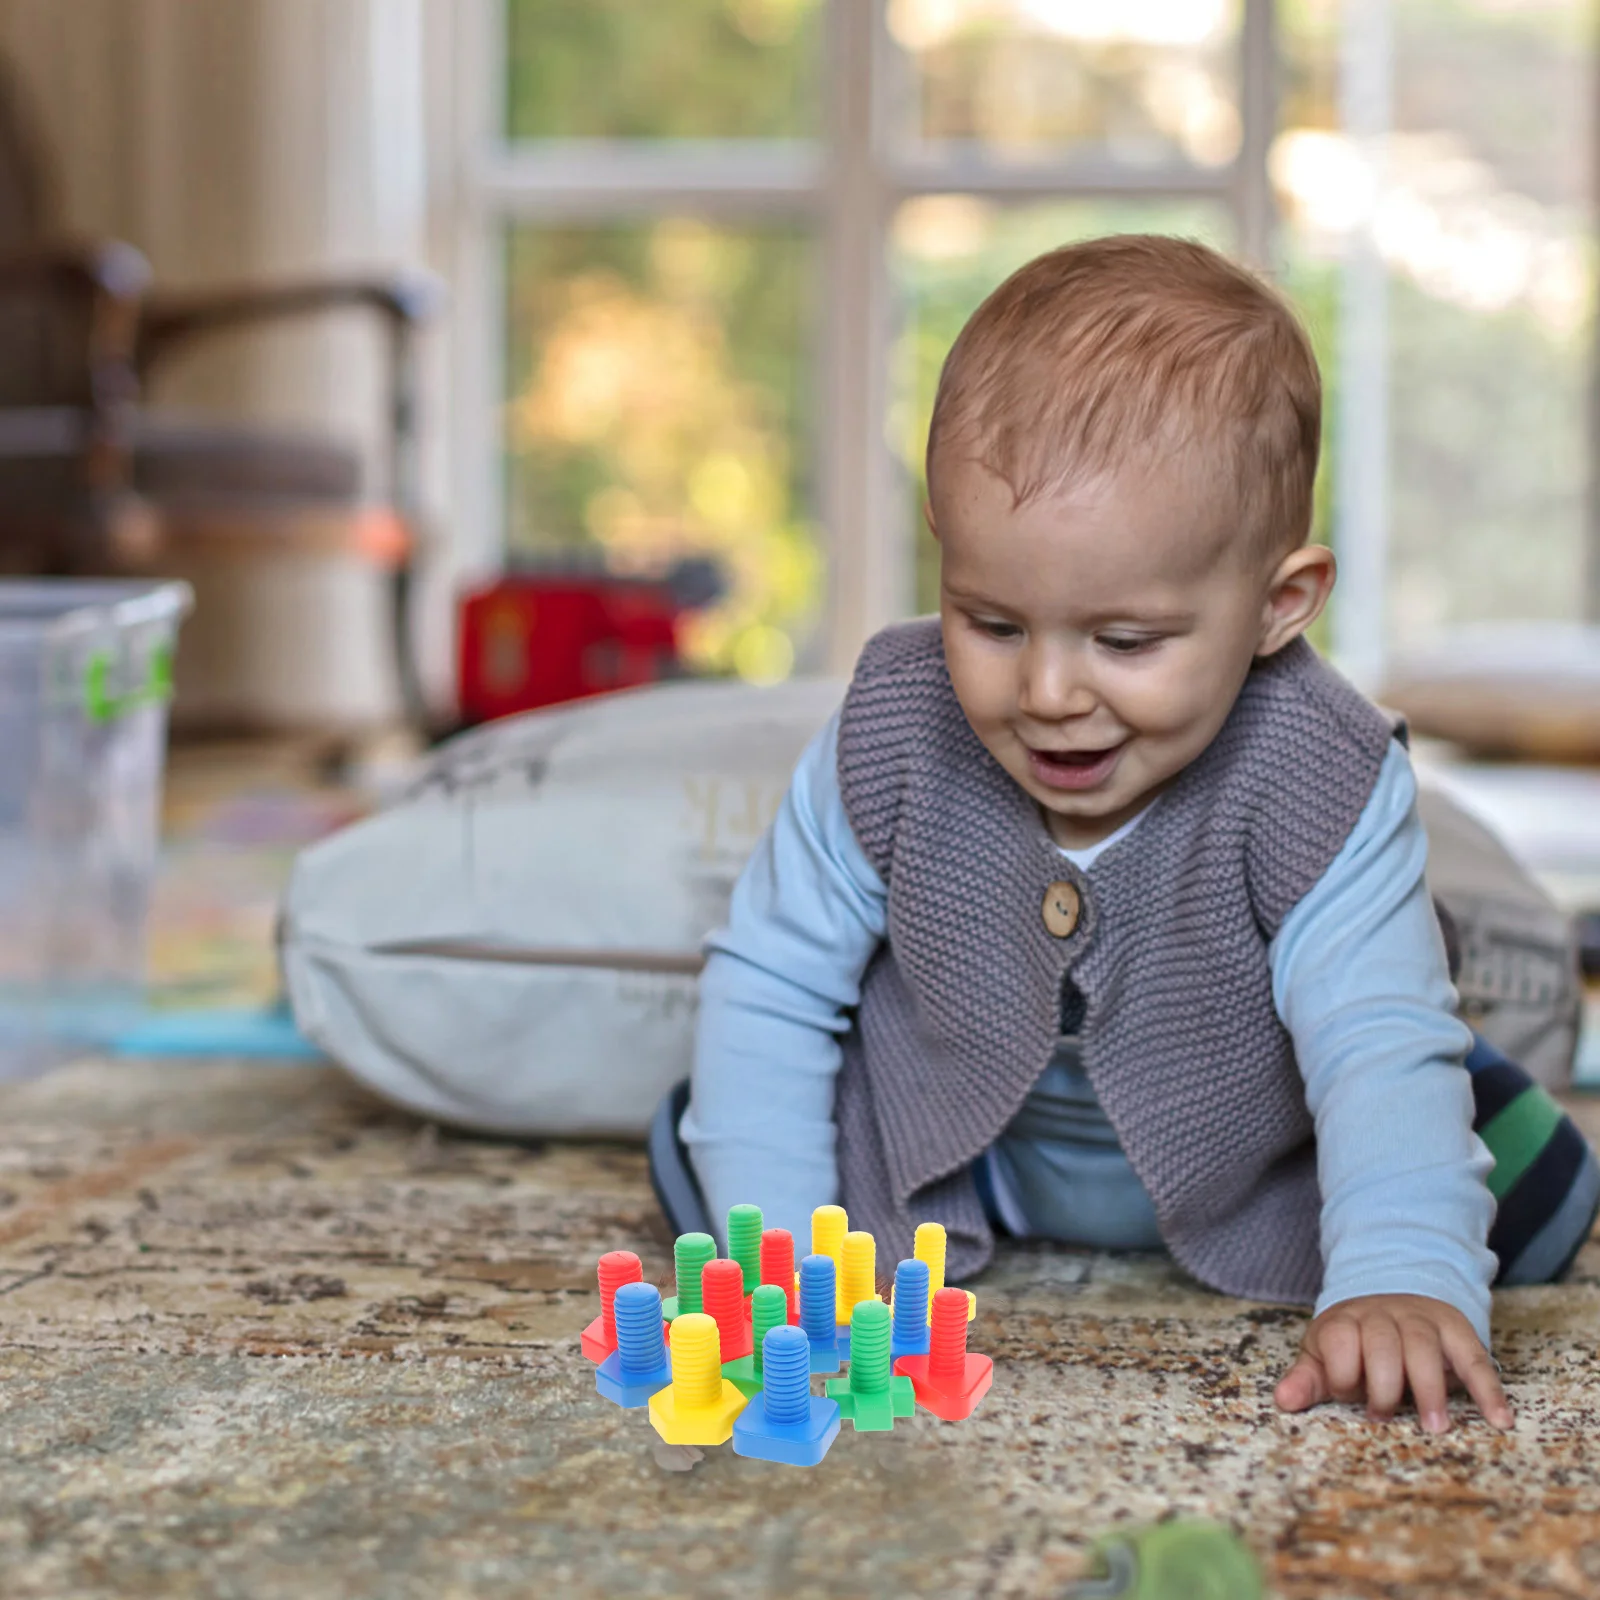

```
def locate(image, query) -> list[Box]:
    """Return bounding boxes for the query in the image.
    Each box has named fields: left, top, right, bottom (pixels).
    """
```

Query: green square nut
left=825, top=1371, right=915, bottom=1432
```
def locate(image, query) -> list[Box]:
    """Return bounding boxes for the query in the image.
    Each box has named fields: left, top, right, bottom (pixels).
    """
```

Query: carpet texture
left=1, top=1059, right=1598, bottom=1599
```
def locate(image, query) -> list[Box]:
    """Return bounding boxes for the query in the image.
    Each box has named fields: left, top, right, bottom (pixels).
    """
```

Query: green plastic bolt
left=722, top=1282, right=789, bottom=1398
left=1063, top=1520, right=1263, bottom=1599
left=726, top=1204, right=763, bottom=1295
left=661, top=1232, right=716, bottom=1322
left=825, top=1300, right=914, bottom=1431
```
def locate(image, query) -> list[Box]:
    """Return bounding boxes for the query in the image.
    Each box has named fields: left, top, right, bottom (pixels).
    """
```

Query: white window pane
left=1277, top=0, right=1594, bottom=648
left=505, top=0, right=823, bottom=141
left=504, top=221, right=823, bottom=683
left=884, top=0, right=1243, bottom=168
left=889, top=197, right=1235, bottom=611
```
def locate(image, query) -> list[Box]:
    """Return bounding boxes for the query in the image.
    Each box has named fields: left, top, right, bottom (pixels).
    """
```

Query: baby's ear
left=923, top=498, right=938, bottom=540
left=1259, top=544, right=1335, bottom=656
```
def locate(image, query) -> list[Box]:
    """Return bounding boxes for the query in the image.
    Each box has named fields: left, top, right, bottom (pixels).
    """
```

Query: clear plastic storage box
left=0, top=580, right=191, bottom=1078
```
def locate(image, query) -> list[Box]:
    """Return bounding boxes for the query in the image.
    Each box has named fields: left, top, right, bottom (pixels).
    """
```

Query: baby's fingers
left=1443, top=1324, right=1515, bottom=1431
left=1398, top=1317, right=1448, bottom=1434
left=1273, top=1349, right=1330, bottom=1413
left=1361, top=1317, right=1405, bottom=1419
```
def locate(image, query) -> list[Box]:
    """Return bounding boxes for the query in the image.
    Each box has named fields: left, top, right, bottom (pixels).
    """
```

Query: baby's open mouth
left=1031, top=745, right=1120, bottom=767
left=1025, top=741, right=1126, bottom=791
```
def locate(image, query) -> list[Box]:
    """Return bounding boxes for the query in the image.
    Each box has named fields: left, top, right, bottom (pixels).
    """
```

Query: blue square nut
left=732, top=1391, right=841, bottom=1467
left=594, top=1347, right=672, bottom=1409
left=807, top=1331, right=842, bottom=1375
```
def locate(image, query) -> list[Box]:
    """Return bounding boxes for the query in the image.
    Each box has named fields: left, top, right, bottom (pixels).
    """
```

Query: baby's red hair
left=927, top=234, right=1321, bottom=559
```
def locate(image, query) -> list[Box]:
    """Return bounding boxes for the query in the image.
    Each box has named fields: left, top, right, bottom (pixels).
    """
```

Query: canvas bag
left=280, top=678, right=1580, bottom=1137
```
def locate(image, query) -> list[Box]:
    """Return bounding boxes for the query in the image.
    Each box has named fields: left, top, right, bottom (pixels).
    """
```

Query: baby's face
left=933, top=454, right=1286, bottom=850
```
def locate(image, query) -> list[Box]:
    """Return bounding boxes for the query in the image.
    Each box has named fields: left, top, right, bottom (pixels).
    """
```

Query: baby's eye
left=972, top=617, right=1021, bottom=640
left=1098, top=634, right=1157, bottom=655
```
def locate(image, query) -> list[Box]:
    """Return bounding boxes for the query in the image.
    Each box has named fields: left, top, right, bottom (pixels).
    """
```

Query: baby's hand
left=1273, top=1293, right=1513, bottom=1434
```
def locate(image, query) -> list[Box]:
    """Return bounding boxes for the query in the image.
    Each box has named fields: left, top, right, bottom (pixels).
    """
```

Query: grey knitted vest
left=833, top=617, right=1398, bottom=1303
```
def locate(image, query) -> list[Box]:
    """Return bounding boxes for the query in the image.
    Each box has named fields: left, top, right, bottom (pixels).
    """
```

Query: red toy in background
left=455, top=558, right=723, bottom=726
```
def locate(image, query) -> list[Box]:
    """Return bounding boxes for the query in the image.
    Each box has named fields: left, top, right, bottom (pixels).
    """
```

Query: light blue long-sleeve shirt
left=682, top=710, right=1498, bottom=1346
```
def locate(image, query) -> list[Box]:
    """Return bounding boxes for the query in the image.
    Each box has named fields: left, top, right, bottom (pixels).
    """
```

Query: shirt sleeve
left=1270, top=740, right=1499, bottom=1348
left=679, top=709, right=888, bottom=1248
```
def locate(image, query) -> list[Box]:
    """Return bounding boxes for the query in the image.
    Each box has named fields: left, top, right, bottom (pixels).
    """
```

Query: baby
left=651, top=234, right=1599, bottom=1433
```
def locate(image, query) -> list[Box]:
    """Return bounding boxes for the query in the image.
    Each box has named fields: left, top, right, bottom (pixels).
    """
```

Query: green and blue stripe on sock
left=1466, top=1032, right=1600, bottom=1285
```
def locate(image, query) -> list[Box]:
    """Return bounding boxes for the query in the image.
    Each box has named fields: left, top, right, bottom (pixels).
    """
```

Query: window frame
left=458, top=0, right=1280, bottom=675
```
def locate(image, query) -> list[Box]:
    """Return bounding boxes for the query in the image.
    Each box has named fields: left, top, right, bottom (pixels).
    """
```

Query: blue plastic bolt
left=731, top=1324, right=842, bottom=1467
left=799, top=1253, right=843, bottom=1374
left=891, top=1258, right=931, bottom=1360
left=595, top=1281, right=673, bottom=1408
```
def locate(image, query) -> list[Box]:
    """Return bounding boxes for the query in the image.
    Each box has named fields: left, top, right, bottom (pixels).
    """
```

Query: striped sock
left=1465, top=1033, right=1600, bottom=1286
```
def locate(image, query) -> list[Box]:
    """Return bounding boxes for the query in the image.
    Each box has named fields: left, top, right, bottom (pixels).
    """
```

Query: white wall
left=0, top=0, right=460, bottom=727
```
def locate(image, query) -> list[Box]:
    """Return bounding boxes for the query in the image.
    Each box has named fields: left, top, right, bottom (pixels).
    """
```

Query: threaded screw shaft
left=672, top=1232, right=716, bottom=1316
left=726, top=1204, right=763, bottom=1294
left=848, top=1300, right=892, bottom=1395
left=701, top=1258, right=746, bottom=1360
left=749, top=1284, right=788, bottom=1378
left=892, top=1258, right=930, bottom=1349
left=915, top=1222, right=946, bottom=1315
left=761, top=1325, right=812, bottom=1426
left=930, top=1286, right=969, bottom=1380
left=799, top=1254, right=837, bottom=1342
left=613, top=1281, right=667, bottom=1375
left=667, top=1312, right=721, bottom=1408
left=811, top=1205, right=847, bottom=1267
left=596, top=1250, right=642, bottom=1344
left=759, top=1228, right=795, bottom=1295
left=841, top=1230, right=876, bottom=1315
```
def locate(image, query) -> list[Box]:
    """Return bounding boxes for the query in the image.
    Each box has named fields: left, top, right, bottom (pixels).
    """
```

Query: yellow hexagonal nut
left=646, top=1312, right=749, bottom=1446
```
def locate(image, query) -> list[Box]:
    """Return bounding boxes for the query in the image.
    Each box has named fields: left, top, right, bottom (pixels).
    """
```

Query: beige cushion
left=1384, top=624, right=1600, bottom=761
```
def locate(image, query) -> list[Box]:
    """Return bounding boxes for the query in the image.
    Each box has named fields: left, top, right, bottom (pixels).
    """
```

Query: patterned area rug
left=1, top=1059, right=1598, bottom=1599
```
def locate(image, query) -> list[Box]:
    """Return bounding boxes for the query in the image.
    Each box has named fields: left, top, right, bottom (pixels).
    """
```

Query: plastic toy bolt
left=914, top=1220, right=975, bottom=1323
left=647, top=1311, right=747, bottom=1446
left=811, top=1204, right=848, bottom=1319
left=722, top=1282, right=790, bottom=1398
left=661, top=1231, right=716, bottom=1322
left=1061, top=1519, right=1263, bottom=1599
left=890, top=1258, right=931, bottom=1361
left=726, top=1203, right=763, bottom=1295
left=825, top=1300, right=914, bottom=1432
left=580, top=1249, right=642, bottom=1363
left=759, top=1227, right=799, bottom=1321
left=594, top=1281, right=673, bottom=1408
left=701, top=1257, right=753, bottom=1363
left=839, top=1229, right=882, bottom=1340
left=732, top=1324, right=843, bottom=1467
left=895, top=1286, right=994, bottom=1421
left=798, top=1253, right=843, bottom=1374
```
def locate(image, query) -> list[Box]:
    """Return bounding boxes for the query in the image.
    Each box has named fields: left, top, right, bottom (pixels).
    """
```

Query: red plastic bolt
left=701, top=1257, right=753, bottom=1362
left=580, top=1250, right=643, bottom=1363
left=760, top=1227, right=800, bottom=1322
left=895, top=1286, right=993, bottom=1421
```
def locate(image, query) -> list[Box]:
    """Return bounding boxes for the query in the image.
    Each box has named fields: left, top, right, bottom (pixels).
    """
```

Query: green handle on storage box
left=83, top=641, right=174, bottom=723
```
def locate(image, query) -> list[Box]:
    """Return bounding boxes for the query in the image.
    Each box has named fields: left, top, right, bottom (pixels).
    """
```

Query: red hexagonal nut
left=895, top=1285, right=994, bottom=1421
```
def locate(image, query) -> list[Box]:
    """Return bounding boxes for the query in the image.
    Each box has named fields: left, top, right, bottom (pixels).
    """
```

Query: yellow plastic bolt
left=840, top=1230, right=883, bottom=1321
left=647, top=1312, right=747, bottom=1446
left=812, top=1204, right=849, bottom=1321
left=914, top=1220, right=975, bottom=1324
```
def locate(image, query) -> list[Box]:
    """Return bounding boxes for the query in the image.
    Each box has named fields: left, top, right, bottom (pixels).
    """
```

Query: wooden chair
left=0, top=55, right=442, bottom=731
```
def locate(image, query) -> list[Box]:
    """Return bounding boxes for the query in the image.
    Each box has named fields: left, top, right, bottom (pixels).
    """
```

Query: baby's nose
left=1018, top=652, right=1095, bottom=718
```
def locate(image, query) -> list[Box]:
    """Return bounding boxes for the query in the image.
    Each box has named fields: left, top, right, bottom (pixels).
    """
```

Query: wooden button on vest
left=1042, top=880, right=1081, bottom=938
